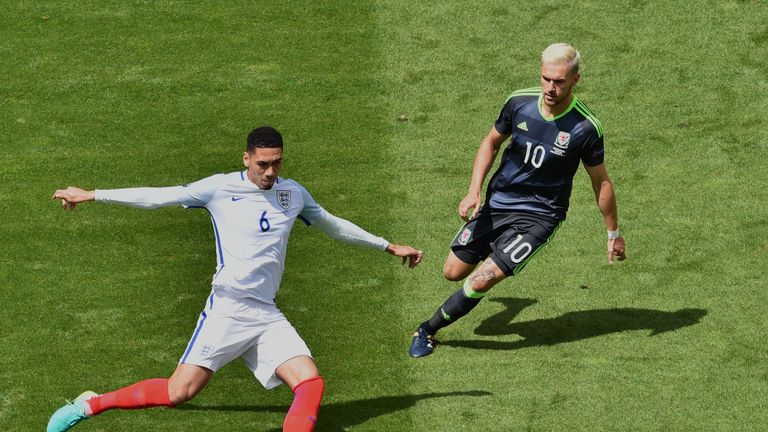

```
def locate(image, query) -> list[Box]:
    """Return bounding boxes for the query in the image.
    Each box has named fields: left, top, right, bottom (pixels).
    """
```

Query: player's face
left=540, top=62, right=579, bottom=108
left=243, top=147, right=283, bottom=190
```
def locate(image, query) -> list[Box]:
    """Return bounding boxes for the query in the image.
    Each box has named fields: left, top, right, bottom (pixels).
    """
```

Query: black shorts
left=450, top=209, right=562, bottom=276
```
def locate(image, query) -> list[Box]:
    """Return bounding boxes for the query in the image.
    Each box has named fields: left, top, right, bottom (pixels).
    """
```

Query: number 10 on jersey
left=524, top=141, right=545, bottom=168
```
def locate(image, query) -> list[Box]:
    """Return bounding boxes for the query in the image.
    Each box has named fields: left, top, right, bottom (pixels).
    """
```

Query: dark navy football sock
left=419, top=281, right=486, bottom=335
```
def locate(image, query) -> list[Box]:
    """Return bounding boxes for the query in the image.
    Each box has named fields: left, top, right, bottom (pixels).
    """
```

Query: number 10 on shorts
left=502, top=234, right=533, bottom=263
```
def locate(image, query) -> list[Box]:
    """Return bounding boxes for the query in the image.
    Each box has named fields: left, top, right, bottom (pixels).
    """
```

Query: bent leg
left=419, top=258, right=507, bottom=336
left=277, top=356, right=324, bottom=432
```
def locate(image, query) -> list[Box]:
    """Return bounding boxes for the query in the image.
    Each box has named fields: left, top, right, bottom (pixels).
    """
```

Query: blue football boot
left=409, top=328, right=437, bottom=358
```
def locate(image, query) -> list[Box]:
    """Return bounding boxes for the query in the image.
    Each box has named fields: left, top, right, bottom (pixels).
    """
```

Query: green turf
left=2, top=1, right=767, bottom=431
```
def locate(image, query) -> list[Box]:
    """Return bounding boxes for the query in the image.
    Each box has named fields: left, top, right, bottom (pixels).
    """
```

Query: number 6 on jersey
left=259, top=210, right=270, bottom=232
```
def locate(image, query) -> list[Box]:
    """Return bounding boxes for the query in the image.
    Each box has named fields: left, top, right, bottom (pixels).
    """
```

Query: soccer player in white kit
left=47, top=126, right=423, bottom=432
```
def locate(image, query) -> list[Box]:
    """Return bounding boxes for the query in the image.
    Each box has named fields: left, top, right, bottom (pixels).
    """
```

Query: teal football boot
left=47, top=391, right=98, bottom=432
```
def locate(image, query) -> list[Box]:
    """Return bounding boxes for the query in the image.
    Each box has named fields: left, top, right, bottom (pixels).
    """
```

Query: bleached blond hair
left=541, top=43, right=580, bottom=74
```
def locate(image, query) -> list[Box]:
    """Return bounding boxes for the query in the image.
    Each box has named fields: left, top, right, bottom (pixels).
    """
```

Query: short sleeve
left=494, top=97, right=517, bottom=135
left=580, top=132, right=605, bottom=167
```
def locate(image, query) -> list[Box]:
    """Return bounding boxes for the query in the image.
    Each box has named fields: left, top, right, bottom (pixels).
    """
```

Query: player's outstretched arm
left=53, top=176, right=221, bottom=211
left=52, top=186, right=95, bottom=210
left=584, top=163, right=626, bottom=264
left=385, top=244, right=423, bottom=269
left=307, top=210, right=423, bottom=269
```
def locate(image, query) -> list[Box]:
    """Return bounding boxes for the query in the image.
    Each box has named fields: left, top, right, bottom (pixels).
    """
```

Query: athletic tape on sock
left=463, top=278, right=488, bottom=299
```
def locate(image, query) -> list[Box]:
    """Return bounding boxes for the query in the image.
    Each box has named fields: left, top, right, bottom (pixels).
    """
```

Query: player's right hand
left=458, top=194, right=481, bottom=221
left=52, top=186, right=95, bottom=210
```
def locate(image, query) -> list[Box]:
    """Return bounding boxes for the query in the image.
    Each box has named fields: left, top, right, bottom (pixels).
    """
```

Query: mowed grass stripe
left=374, top=2, right=512, bottom=430
left=376, top=1, right=768, bottom=431
left=1, top=2, right=405, bottom=430
left=273, top=3, right=420, bottom=432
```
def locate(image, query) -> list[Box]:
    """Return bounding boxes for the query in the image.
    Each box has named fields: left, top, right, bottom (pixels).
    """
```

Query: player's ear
left=242, top=151, right=250, bottom=167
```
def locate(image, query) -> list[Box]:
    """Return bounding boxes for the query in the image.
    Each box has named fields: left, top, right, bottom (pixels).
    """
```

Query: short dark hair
left=247, top=126, right=283, bottom=152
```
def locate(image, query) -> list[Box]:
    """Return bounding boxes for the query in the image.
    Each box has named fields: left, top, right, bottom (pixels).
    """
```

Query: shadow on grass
left=441, top=297, right=707, bottom=351
left=179, top=390, right=491, bottom=431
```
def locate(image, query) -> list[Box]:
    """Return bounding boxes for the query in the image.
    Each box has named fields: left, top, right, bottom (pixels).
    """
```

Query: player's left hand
left=385, top=244, right=423, bottom=269
left=608, top=235, right=626, bottom=264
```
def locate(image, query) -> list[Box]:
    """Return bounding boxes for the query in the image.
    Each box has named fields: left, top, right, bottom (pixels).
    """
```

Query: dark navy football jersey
left=487, top=87, right=605, bottom=220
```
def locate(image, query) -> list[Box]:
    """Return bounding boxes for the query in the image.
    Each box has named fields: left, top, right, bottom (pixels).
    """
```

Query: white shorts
left=179, top=287, right=311, bottom=390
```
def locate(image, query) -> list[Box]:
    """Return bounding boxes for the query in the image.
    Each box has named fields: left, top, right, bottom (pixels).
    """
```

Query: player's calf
left=410, top=280, right=485, bottom=358
left=419, top=278, right=488, bottom=336
left=283, top=376, right=324, bottom=432
left=411, top=261, right=508, bottom=357
left=86, top=378, right=174, bottom=415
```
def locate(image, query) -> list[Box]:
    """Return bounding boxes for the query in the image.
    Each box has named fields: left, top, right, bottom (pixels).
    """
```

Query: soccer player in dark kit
left=409, top=43, right=627, bottom=357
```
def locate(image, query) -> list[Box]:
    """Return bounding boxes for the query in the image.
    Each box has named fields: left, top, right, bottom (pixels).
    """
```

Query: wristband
left=607, top=230, right=620, bottom=240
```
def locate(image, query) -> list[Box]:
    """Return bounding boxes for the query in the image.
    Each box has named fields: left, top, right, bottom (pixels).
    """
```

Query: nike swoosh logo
left=231, top=196, right=246, bottom=202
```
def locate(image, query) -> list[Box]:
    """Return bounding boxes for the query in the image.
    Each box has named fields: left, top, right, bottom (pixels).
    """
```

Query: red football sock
left=85, top=378, right=173, bottom=416
left=283, top=376, right=324, bottom=432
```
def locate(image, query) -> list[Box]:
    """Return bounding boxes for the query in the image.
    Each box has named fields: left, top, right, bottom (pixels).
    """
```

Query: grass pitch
left=2, top=1, right=767, bottom=431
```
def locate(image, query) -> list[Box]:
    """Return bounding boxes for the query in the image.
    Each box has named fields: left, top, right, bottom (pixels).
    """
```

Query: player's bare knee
left=443, top=263, right=472, bottom=281
left=168, top=380, right=198, bottom=405
left=443, top=266, right=464, bottom=282
left=167, top=386, right=184, bottom=406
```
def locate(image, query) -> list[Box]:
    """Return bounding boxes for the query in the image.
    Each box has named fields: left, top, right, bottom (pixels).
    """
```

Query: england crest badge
left=277, top=190, right=291, bottom=210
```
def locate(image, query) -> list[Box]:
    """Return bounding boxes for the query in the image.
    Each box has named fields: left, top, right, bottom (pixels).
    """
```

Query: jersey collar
left=538, top=93, right=579, bottom=122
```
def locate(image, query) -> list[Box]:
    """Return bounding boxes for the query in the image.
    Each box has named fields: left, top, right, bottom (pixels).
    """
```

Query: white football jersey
left=96, top=171, right=389, bottom=304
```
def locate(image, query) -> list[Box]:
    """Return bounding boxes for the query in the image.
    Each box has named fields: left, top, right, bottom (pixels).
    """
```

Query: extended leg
left=47, top=364, right=211, bottom=432
left=89, top=363, right=211, bottom=414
